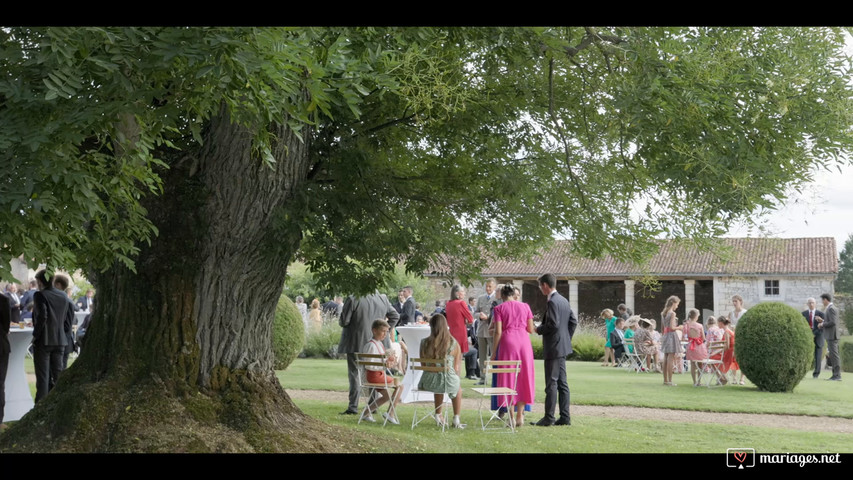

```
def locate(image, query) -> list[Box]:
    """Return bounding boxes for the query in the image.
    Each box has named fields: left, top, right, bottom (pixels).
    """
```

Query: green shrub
left=569, top=328, right=606, bottom=362
left=529, top=316, right=605, bottom=361
left=843, top=308, right=853, bottom=336
left=273, top=295, right=305, bottom=370
left=530, top=334, right=543, bottom=359
left=735, top=302, right=812, bottom=392
left=303, top=319, right=342, bottom=359
left=842, top=339, right=853, bottom=374
left=571, top=317, right=606, bottom=362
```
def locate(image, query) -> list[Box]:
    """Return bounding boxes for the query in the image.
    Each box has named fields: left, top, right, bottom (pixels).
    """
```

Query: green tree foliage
left=282, top=262, right=326, bottom=303
left=272, top=295, right=304, bottom=370
left=836, top=233, right=853, bottom=294
left=382, top=263, right=442, bottom=309
left=284, top=261, right=442, bottom=309
left=2, top=27, right=852, bottom=289
left=735, top=302, right=812, bottom=392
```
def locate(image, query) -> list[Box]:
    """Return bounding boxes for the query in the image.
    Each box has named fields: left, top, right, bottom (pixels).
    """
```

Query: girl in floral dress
left=660, top=296, right=683, bottom=386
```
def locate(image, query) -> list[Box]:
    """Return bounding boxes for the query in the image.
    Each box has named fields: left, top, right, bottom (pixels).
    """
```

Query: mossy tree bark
left=0, top=109, right=345, bottom=452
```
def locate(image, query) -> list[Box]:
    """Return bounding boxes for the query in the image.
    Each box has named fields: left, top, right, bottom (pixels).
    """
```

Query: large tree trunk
left=0, top=109, right=351, bottom=452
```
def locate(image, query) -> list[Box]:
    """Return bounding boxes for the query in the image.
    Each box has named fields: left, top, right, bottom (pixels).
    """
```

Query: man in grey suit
left=337, top=293, right=400, bottom=414
left=32, top=269, right=72, bottom=402
left=475, top=278, right=497, bottom=384
left=819, top=293, right=841, bottom=381
left=532, top=273, right=577, bottom=426
left=802, top=297, right=826, bottom=378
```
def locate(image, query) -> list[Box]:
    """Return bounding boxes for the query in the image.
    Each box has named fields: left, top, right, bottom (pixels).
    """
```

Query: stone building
left=427, top=237, right=837, bottom=325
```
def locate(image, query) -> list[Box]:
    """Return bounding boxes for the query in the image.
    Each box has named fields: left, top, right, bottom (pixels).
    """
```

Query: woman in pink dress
left=445, top=285, right=473, bottom=355
left=683, top=308, right=708, bottom=386
left=491, top=284, right=535, bottom=428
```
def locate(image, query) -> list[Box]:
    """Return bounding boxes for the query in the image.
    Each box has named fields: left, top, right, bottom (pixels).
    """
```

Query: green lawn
left=276, top=358, right=853, bottom=453
left=291, top=398, right=852, bottom=454
left=16, top=355, right=853, bottom=452
left=278, top=358, right=853, bottom=418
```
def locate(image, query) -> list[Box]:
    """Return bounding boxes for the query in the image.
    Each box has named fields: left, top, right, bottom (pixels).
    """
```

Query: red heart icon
left=734, top=452, right=746, bottom=463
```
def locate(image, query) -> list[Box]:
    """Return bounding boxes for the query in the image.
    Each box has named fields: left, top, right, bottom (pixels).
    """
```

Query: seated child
left=609, top=317, right=626, bottom=365
left=362, top=319, right=402, bottom=424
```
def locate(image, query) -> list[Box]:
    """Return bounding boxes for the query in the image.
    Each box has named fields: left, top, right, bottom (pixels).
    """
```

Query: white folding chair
left=470, top=360, right=521, bottom=432
left=355, top=352, right=401, bottom=426
left=695, top=340, right=728, bottom=387
left=622, top=338, right=648, bottom=373
left=409, top=357, right=453, bottom=432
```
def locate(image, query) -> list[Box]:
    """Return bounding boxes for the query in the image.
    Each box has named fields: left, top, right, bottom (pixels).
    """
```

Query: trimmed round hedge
left=273, top=295, right=305, bottom=370
left=735, top=302, right=812, bottom=392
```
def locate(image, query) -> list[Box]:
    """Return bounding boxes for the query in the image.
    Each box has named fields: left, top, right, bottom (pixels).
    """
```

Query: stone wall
left=712, top=275, right=835, bottom=315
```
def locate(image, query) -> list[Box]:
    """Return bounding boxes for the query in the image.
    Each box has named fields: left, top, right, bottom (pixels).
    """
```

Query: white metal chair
left=409, top=356, right=454, bottom=432
left=695, top=340, right=728, bottom=387
left=615, top=344, right=631, bottom=369
left=355, top=352, right=401, bottom=426
left=470, top=360, right=521, bottom=432
left=622, top=338, right=648, bottom=373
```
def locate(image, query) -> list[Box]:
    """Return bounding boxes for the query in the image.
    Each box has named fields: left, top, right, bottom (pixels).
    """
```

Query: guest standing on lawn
left=660, top=295, right=683, bottom=386
left=532, top=273, right=576, bottom=427
left=491, top=283, right=535, bottom=428
left=445, top=285, right=473, bottom=358
left=601, top=309, right=617, bottom=367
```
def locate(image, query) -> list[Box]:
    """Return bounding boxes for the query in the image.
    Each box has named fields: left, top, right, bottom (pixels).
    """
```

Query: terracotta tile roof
left=477, top=238, right=838, bottom=277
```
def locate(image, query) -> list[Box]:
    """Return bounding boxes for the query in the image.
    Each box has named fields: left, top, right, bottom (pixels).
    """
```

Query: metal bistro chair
left=622, top=338, right=648, bottom=373
left=470, top=360, right=521, bottom=432
left=696, top=340, right=728, bottom=387
left=409, top=356, right=454, bottom=432
left=355, top=351, right=401, bottom=426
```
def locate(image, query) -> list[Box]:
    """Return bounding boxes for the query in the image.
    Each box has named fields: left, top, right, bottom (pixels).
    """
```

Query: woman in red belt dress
left=445, top=285, right=473, bottom=356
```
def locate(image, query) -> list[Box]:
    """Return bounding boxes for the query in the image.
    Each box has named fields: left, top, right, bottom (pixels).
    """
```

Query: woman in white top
left=729, top=295, right=748, bottom=328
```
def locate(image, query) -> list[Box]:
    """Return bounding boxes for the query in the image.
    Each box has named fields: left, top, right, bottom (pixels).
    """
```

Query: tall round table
left=5, top=327, right=35, bottom=421
left=395, top=324, right=433, bottom=403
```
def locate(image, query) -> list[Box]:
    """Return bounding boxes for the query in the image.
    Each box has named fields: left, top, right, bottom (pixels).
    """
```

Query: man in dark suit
left=392, top=290, right=405, bottom=315
left=32, top=269, right=72, bottom=402
left=53, top=275, right=79, bottom=370
left=398, top=286, right=415, bottom=327
left=322, top=296, right=344, bottom=317
left=76, top=289, right=95, bottom=312
left=819, top=293, right=841, bottom=381
left=19, top=279, right=37, bottom=311
left=337, top=293, right=400, bottom=415
left=532, top=273, right=577, bottom=426
left=0, top=292, right=11, bottom=427
left=802, top=297, right=826, bottom=379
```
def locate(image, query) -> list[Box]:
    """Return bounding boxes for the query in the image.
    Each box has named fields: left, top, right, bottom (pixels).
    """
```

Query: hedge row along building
left=427, top=237, right=838, bottom=324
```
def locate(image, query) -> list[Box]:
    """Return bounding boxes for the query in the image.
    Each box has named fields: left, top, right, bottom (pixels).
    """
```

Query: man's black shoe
left=340, top=409, right=359, bottom=415
left=531, top=418, right=555, bottom=427
left=827, top=377, right=842, bottom=381
left=554, top=417, right=571, bottom=426
left=813, top=373, right=820, bottom=379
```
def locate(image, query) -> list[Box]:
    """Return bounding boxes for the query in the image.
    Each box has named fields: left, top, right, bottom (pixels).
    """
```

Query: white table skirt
left=5, top=327, right=35, bottom=421
left=395, top=325, right=434, bottom=403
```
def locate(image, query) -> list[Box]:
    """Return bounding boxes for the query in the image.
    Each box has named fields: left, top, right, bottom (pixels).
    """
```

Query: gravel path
left=286, top=389, right=853, bottom=434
